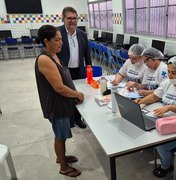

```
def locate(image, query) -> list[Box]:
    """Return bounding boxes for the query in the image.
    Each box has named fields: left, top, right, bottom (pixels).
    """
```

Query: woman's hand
left=111, top=79, right=118, bottom=86
left=134, top=98, right=142, bottom=104
left=153, top=106, right=170, bottom=116
left=76, top=92, right=84, bottom=104
left=126, top=81, right=136, bottom=91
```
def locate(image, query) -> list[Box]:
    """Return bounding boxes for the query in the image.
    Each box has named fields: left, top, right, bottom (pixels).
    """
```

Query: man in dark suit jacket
left=57, top=6, right=92, bottom=128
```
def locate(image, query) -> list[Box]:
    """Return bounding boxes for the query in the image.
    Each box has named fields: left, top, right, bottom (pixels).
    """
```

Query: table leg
left=109, top=157, right=116, bottom=180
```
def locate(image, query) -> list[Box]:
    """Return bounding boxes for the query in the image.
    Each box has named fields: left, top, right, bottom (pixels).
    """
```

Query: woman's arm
left=126, top=81, right=145, bottom=91
left=137, top=93, right=160, bottom=105
left=38, top=55, right=84, bottom=101
left=138, top=89, right=154, bottom=96
left=154, top=105, right=176, bottom=116
left=111, top=73, right=124, bottom=85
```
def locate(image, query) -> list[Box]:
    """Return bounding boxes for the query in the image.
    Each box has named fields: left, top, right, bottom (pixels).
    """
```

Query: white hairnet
left=128, top=44, right=145, bottom=56
left=142, top=47, right=164, bottom=60
left=168, top=56, right=176, bottom=67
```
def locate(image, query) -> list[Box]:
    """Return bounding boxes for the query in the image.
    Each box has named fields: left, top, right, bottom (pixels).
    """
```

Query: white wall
left=0, top=0, right=6, bottom=14
left=1, top=0, right=176, bottom=55
left=41, top=0, right=88, bottom=14
left=0, top=0, right=88, bottom=38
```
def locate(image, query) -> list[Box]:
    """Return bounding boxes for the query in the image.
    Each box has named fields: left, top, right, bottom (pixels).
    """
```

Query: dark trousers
left=68, top=68, right=82, bottom=126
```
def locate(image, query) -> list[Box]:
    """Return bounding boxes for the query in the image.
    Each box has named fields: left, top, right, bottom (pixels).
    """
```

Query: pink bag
left=156, top=116, right=176, bottom=135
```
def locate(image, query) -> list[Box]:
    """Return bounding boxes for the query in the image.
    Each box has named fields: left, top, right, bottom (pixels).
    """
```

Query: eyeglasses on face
left=66, top=17, right=78, bottom=21
left=144, top=57, right=151, bottom=64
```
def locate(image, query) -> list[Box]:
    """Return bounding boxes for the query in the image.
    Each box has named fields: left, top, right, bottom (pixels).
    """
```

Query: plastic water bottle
left=86, top=65, right=93, bottom=84
left=100, top=78, right=107, bottom=94
left=111, top=86, right=118, bottom=113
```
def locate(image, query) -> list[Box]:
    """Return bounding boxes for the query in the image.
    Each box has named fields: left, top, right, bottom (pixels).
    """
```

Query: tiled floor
left=0, top=58, right=173, bottom=180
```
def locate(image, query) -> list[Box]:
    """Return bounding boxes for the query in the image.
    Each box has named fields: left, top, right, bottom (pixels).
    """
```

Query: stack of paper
left=95, top=94, right=111, bottom=106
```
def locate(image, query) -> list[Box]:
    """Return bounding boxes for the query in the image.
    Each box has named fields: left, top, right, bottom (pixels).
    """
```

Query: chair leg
left=154, top=147, right=157, bottom=169
left=173, top=153, right=176, bottom=180
left=0, top=160, right=8, bottom=180
left=6, top=151, right=17, bottom=180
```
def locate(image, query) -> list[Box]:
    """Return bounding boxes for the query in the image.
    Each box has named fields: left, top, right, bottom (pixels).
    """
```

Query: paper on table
left=95, top=94, right=111, bottom=106
left=107, top=82, right=126, bottom=89
left=119, top=87, right=143, bottom=99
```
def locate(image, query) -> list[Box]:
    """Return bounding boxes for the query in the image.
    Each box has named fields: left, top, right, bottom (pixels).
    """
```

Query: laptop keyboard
left=142, top=113, right=157, bottom=130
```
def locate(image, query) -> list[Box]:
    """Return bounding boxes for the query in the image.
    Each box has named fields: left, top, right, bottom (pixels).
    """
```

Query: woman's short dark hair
left=37, top=25, right=58, bottom=47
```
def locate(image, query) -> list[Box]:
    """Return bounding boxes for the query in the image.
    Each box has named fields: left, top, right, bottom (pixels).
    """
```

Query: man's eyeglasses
left=66, top=17, right=78, bottom=21
left=144, top=57, right=151, bottom=64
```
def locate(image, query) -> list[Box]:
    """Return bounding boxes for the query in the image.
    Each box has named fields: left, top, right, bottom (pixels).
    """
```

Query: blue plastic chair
left=5, top=38, right=20, bottom=59
left=114, top=49, right=124, bottom=68
left=92, top=65, right=103, bottom=77
left=84, top=65, right=102, bottom=78
left=21, top=37, right=35, bottom=58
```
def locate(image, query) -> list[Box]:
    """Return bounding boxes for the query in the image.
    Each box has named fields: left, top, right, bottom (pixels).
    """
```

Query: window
left=88, top=0, right=112, bottom=30
left=124, top=0, right=176, bottom=38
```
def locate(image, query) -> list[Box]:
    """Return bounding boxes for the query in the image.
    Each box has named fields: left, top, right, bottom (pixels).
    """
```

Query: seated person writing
left=126, top=47, right=168, bottom=96
left=135, top=56, right=176, bottom=178
left=111, top=44, right=145, bottom=86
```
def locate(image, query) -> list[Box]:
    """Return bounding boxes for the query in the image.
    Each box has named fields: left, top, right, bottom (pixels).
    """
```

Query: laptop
left=115, top=93, right=157, bottom=131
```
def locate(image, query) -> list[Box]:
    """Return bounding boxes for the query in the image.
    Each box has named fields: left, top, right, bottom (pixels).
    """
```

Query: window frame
left=88, top=0, right=113, bottom=31
left=124, top=0, right=176, bottom=38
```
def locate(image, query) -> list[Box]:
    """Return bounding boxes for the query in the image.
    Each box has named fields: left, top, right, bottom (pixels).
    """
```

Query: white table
left=74, top=79, right=176, bottom=180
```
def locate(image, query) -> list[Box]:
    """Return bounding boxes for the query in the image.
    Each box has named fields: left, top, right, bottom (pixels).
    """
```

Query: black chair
left=93, top=30, right=99, bottom=40
left=123, top=36, right=139, bottom=50
left=77, top=26, right=86, bottom=32
left=110, top=34, right=124, bottom=49
left=105, top=32, right=113, bottom=44
left=151, top=40, right=165, bottom=53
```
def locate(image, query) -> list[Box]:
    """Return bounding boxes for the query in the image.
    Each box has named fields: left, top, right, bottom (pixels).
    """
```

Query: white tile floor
left=0, top=58, right=173, bottom=180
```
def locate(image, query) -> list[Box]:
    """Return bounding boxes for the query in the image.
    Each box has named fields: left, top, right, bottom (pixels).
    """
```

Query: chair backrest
left=84, top=65, right=102, bottom=78
left=92, top=66, right=102, bottom=77
left=93, top=30, right=99, bottom=39
left=129, top=36, right=139, bottom=45
left=106, top=32, right=113, bottom=43
left=30, top=29, right=38, bottom=39
left=22, top=37, right=33, bottom=44
left=114, top=49, right=122, bottom=58
left=151, top=39, right=165, bottom=53
left=116, top=34, right=124, bottom=45
left=120, top=49, right=129, bottom=59
left=5, top=38, right=17, bottom=45
left=101, top=31, right=107, bottom=42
